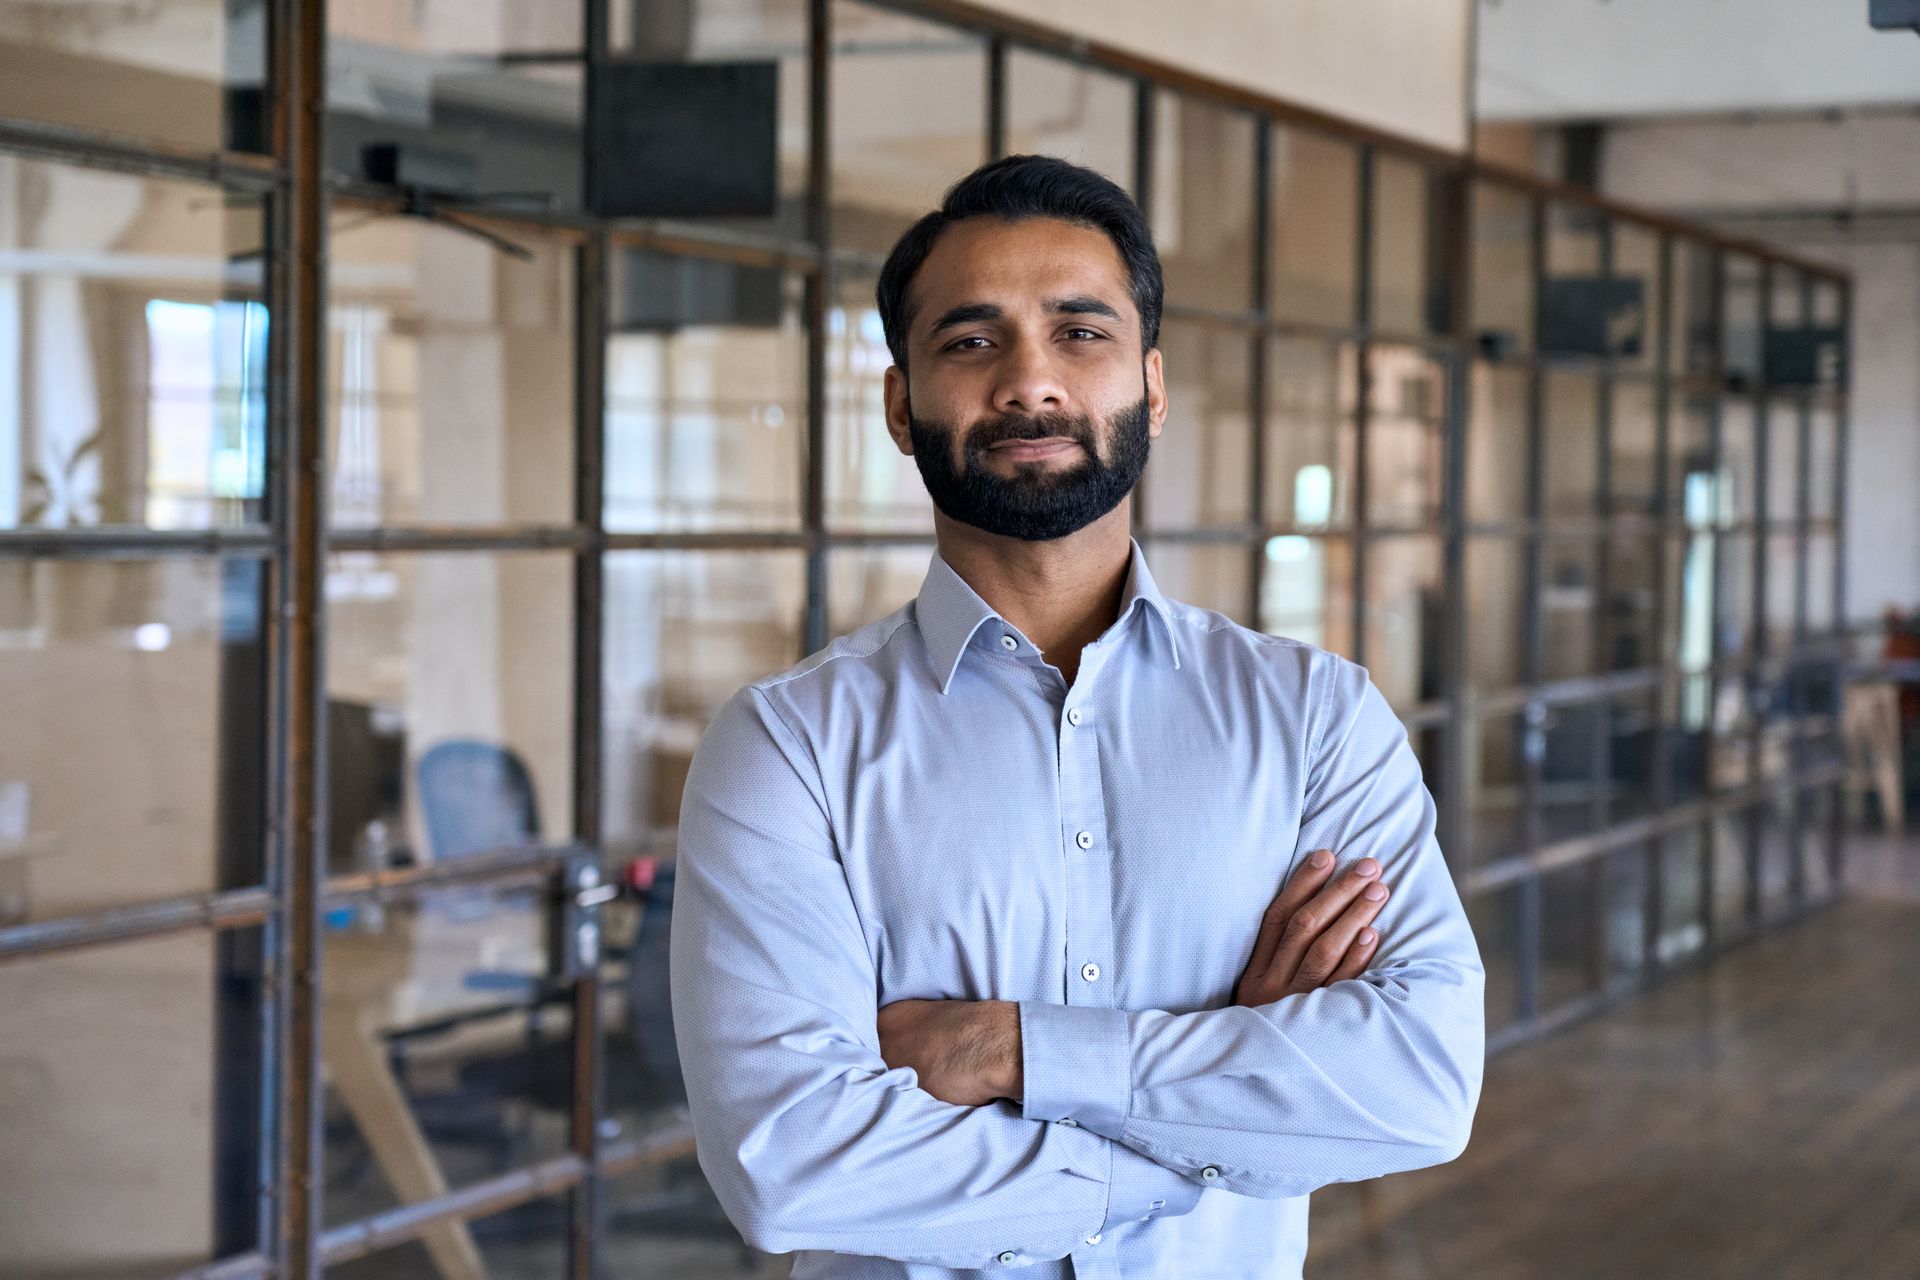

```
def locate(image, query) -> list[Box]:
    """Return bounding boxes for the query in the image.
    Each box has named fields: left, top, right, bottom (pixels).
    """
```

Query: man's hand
left=1233, top=850, right=1389, bottom=1007
left=876, top=998, right=1022, bottom=1107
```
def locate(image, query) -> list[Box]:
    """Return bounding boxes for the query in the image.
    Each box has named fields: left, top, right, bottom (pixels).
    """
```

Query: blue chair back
left=416, top=740, right=541, bottom=861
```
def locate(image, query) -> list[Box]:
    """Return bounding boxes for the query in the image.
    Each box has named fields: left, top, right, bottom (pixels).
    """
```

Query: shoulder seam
left=757, top=608, right=918, bottom=693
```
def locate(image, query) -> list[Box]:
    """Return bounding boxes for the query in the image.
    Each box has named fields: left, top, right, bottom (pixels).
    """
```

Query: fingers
left=1243, top=850, right=1336, bottom=985
left=1268, top=857, right=1388, bottom=994
left=1324, top=924, right=1380, bottom=985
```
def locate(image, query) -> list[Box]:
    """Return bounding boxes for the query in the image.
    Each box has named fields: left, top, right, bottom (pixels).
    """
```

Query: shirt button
left=1085, top=1234, right=1103, bottom=1245
left=999, top=634, right=1018, bottom=651
left=1081, top=962, right=1101, bottom=982
left=1075, top=830, right=1094, bottom=850
left=1056, top=1117, right=1079, bottom=1127
left=998, top=1251, right=1018, bottom=1264
left=1066, top=707, right=1083, bottom=726
left=1200, top=1165, right=1222, bottom=1182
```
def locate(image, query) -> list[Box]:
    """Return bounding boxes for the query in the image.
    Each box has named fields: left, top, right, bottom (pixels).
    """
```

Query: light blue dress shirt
left=670, top=537, right=1485, bottom=1279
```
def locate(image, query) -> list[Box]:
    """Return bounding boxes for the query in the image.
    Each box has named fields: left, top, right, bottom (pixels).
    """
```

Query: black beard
left=906, top=394, right=1152, bottom=542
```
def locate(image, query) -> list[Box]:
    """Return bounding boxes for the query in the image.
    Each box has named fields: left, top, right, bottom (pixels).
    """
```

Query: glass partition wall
left=0, top=1, right=1850, bottom=1277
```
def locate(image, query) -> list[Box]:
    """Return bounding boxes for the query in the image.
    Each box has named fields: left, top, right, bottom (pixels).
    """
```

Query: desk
left=322, top=894, right=548, bottom=1280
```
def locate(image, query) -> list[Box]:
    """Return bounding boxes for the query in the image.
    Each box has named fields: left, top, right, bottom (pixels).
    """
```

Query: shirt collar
left=915, top=536, right=1182, bottom=695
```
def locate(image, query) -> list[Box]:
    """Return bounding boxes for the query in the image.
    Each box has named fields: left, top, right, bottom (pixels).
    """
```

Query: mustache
left=964, top=411, right=1096, bottom=450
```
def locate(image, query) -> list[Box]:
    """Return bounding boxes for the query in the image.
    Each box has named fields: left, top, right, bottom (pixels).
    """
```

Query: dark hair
left=875, top=154, right=1163, bottom=370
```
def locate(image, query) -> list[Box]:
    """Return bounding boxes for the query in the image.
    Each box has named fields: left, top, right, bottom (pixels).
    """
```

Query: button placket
left=1055, top=672, right=1114, bottom=1013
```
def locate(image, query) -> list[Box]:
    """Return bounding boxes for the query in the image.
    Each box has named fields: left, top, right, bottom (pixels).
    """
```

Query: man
left=670, top=154, right=1483, bottom=1279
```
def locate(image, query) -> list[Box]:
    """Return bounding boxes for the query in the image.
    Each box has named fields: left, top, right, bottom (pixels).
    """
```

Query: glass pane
left=326, top=1192, right=593, bottom=1278
left=1366, top=535, right=1442, bottom=710
left=1545, top=202, right=1601, bottom=279
left=1366, top=345, right=1445, bottom=526
left=1541, top=370, right=1599, bottom=521
left=1602, top=532, right=1658, bottom=672
left=1468, top=884, right=1521, bottom=1036
left=602, top=551, right=806, bottom=860
left=1764, top=531, right=1801, bottom=650
left=1142, top=319, right=1252, bottom=529
left=1717, top=397, right=1757, bottom=528
left=1672, top=394, right=1713, bottom=526
left=1257, top=534, right=1352, bottom=652
left=0, top=2, right=266, bottom=153
left=1270, top=127, right=1358, bottom=329
left=1602, top=844, right=1651, bottom=982
left=1765, top=401, right=1802, bottom=525
left=1264, top=338, right=1356, bottom=531
left=1672, top=533, right=1714, bottom=674
left=1154, top=95, right=1257, bottom=310
left=1613, top=223, right=1662, bottom=373
left=830, top=2, right=986, bottom=256
left=1714, top=529, right=1755, bottom=662
left=1672, top=239, right=1716, bottom=380
left=1797, top=784, right=1838, bottom=901
left=609, top=0, right=812, bottom=239
left=1805, top=532, right=1836, bottom=635
left=322, top=879, right=571, bottom=1227
left=1469, top=713, right=1528, bottom=863
left=1755, top=789, right=1794, bottom=919
left=0, top=159, right=268, bottom=531
left=1539, top=699, right=1602, bottom=843
left=1710, top=670, right=1756, bottom=794
left=1610, top=691, right=1658, bottom=820
left=1610, top=379, right=1658, bottom=517
left=1807, top=406, right=1837, bottom=521
left=1656, top=824, right=1708, bottom=963
left=1768, top=265, right=1808, bottom=330
left=1540, top=537, right=1599, bottom=682
left=605, top=251, right=807, bottom=532
left=1709, top=805, right=1753, bottom=936
left=826, top=273, right=932, bottom=532
left=828, top=544, right=933, bottom=637
left=0, top=927, right=264, bottom=1275
left=1469, top=180, right=1532, bottom=359
left=0, top=558, right=266, bottom=925
left=326, top=552, right=574, bottom=875
left=329, top=2, right=586, bottom=211
left=1465, top=363, right=1529, bottom=522
left=1463, top=535, right=1527, bottom=691
left=1541, top=860, right=1600, bottom=1011
left=329, top=214, right=575, bottom=528
left=1152, top=540, right=1252, bottom=624
left=1721, top=253, right=1763, bottom=391
left=1004, top=50, right=1133, bottom=192
left=1371, top=155, right=1442, bottom=338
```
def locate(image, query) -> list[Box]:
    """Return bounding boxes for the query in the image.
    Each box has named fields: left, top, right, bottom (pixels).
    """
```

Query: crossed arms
left=668, top=657, right=1484, bottom=1268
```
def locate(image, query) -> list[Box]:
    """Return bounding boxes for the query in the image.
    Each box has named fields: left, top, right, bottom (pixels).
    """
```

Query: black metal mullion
left=1247, top=121, right=1272, bottom=628
left=986, top=35, right=1008, bottom=160
left=1644, top=232, right=1677, bottom=972
left=803, top=0, right=833, bottom=657
left=1351, top=146, right=1375, bottom=666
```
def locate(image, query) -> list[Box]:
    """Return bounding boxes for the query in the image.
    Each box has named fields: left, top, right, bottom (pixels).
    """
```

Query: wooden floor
left=1306, top=854, right=1920, bottom=1280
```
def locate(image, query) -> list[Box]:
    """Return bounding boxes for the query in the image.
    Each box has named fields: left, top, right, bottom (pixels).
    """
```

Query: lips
left=989, top=438, right=1078, bottom=459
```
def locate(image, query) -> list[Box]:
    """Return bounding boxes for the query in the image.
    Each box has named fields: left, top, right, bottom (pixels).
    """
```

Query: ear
left=1144, top=347, right=1167, bottom=441
left=883, top=365, right=915, bottom=456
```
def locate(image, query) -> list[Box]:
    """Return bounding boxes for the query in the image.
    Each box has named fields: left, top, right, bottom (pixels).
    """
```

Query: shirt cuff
left=1103, top=1142, right=1204, bottom=1231
left=1018, top=1001, right=1131, bottom=1140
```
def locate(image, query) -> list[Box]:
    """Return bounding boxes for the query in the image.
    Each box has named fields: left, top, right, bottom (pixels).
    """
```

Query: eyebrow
left=926, top=294, right=1126, bottom=336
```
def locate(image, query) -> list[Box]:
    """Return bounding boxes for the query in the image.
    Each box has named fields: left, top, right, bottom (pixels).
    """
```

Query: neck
left=932, top=502, right=1134, bottom=685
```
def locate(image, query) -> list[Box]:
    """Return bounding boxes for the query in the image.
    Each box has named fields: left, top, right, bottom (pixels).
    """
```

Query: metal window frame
left=0, top=0, right=1854, bottom=1274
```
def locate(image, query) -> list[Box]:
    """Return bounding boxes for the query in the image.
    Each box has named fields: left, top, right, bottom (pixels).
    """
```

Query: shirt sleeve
left=669, top=685, right=1203, bottom=1267
left=1017, top=653, right=1486, bottom=1201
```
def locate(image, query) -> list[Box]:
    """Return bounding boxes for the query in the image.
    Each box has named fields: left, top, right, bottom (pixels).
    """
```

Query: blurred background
left=0, top=1, right=1915, bottom=1277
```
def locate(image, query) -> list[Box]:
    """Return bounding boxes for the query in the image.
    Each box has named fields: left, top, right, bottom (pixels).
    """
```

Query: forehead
left=910, top=216, right=1134, bottom=328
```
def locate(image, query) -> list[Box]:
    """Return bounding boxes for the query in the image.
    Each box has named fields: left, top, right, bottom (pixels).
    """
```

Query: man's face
left=882, top=216, right=1167, bottom=542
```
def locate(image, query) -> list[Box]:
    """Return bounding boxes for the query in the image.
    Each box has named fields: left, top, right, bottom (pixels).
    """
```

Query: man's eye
left=1064, top=328, right=1105, bottom=341
left=945, top=336, right=990, bottom=351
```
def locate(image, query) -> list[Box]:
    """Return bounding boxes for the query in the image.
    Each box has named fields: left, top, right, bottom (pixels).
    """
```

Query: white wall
left=972, top=0, right=1473, bottom=152
left=1477, top=0, right=1920, bottom=122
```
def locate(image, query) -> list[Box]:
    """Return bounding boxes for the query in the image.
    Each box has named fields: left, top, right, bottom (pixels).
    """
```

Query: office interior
left=1, top=1, right=1913, bottom=1278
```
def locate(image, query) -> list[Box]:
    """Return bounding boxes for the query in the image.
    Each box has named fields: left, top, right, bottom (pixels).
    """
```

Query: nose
left=991, top=334, right=1068, bottom=416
